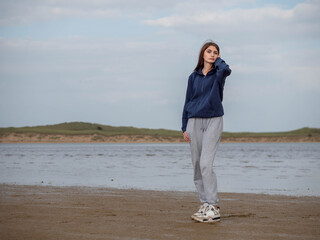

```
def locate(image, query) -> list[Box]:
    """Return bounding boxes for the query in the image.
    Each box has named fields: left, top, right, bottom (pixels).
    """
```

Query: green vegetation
left=0, top=122, right=319, bottom=139
left=222, top=127, right=320, bottom=138
left=0, top=122, right=182, bottom=137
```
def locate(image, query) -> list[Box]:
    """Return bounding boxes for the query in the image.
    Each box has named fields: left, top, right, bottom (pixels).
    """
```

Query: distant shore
left=1, top=132, right=319, bottom=143
left=1, top=122, right=319, bottom=143
left=1, top=184, right=319, bottom=240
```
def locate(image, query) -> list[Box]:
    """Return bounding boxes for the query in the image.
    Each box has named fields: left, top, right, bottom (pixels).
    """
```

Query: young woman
left=182, top=41, right=231, bottom=223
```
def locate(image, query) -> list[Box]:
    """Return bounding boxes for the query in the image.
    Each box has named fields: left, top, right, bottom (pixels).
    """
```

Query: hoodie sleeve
left=181, top=74, right=193, bottom=132
left=214, top=58, right=231, bottom=94
left=214, top=57, right=231, bottom=77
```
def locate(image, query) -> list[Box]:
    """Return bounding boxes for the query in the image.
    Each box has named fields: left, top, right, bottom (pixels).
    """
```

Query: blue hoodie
left=181, top=57, right=231, bottom=132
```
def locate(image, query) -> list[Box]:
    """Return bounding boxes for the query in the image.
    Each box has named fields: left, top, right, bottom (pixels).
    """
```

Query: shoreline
left=1, top=132, right=319, bottom=143
left=1, top=183, right=318, bottom=197
left=1, top=184, right=319, bottom=240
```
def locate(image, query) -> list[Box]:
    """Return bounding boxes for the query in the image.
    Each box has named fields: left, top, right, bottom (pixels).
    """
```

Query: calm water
left=0, top=143, right=319, bottom=196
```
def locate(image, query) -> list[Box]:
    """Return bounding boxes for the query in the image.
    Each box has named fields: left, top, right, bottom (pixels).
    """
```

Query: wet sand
left=1, top=184, right=319, bottom=240
left=1, top=132, right=319, bottom=143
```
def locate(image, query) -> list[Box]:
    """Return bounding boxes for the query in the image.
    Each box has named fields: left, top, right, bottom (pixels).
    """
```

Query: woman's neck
left=202, top=62, right=213, bottom=76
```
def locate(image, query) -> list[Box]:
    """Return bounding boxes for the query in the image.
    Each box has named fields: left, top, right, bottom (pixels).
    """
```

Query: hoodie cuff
left=214, top=57, right=223, bottom=67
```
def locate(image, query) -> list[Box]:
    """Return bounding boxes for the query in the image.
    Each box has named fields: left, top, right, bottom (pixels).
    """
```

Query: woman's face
left=203, top=45, right=220, bottom=65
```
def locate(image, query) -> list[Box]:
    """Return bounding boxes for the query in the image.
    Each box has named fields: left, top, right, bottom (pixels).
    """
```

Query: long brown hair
left=194, top=41, right=220, bottom=71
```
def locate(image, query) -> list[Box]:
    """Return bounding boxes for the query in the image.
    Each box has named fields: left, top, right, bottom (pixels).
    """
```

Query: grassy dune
left=223, top=127, right=320, bottom=137
left=0, top=122, right=181, bottom=137
left=0, top=122, right=319, bottom=143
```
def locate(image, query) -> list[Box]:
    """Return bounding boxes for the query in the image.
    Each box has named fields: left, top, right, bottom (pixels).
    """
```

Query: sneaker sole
left=191, top=215, right=199, bottom=220
left=191, top=212, right=204, bottom=220
left=193, top=216, right=221, bottom=223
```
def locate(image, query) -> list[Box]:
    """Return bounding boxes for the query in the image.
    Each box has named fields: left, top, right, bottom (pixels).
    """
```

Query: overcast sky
left=0, top=0, right=319, bottom=132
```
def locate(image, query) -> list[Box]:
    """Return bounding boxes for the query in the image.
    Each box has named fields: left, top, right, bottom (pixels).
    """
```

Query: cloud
left=0, top=0, right=263, bottom=26
left=0, top=36, right=184, bottom=102
left=144, top=1, right=320, bottom=41
left=0, top=34, right=182, bottom=128
left=145, top=7, right=293, bottom=27
left=0, top=1, right=120, bottom=26
left=0, top=0, right=319, bottom=131
left=0, top=0, right=185, bottom=26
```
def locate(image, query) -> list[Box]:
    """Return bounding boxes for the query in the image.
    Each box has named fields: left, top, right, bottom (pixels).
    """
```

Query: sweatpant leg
left=186, top=118, right=207, bottom=203
left=200, top=117, right=223, bottom=205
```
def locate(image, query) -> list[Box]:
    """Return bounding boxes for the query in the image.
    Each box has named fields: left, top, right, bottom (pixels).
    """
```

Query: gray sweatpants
left=186, top=117, right=223, bottom=206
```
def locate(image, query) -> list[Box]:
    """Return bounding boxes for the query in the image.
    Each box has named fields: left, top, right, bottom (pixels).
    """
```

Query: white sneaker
left=191, top=203, right=209, bottom=220
left=193, top=205, right=220, bottom=223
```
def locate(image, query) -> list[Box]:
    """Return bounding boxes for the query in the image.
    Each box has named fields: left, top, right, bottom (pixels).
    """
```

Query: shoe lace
left=204, top=205, right=219, bottom=216
left=198, top=203, right=207, bottom=213
left=212, top=206, right=220, bottom=215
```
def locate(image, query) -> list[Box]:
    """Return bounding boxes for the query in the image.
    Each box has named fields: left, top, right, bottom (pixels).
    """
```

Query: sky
left=0, top=0, right=319, bottom=132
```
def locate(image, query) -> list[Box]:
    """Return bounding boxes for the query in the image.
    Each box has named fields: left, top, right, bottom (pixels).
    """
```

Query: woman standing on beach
left=182, top=41, right=231, bottom=223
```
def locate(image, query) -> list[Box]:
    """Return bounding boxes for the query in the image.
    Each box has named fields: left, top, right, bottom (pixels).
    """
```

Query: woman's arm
left=181, top=74, right=193, bottom=133
left=214, top=57, right=231, bottom=77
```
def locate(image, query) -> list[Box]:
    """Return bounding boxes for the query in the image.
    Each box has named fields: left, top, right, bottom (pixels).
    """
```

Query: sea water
left=0, top=143, right=319, bottom=196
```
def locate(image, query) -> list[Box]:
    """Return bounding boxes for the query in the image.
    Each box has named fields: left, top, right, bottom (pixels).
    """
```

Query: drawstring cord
left=200, top=119, right=207, bottom=133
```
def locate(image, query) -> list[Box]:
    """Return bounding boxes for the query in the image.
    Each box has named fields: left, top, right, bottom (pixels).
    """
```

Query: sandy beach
left=1, top=132, right=320, bottom=143
left=0, top=184, right=319, bottom=240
